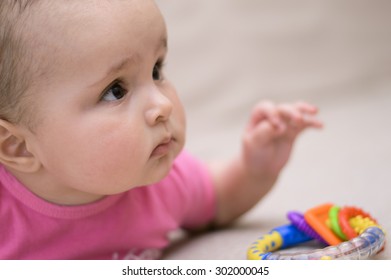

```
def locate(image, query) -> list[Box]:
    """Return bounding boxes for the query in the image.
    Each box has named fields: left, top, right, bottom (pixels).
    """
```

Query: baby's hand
left=242, top=101, right=323, bottom=179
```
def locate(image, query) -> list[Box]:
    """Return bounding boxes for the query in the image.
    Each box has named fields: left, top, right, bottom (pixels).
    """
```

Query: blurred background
left=155, top=0, right=391, bottom=259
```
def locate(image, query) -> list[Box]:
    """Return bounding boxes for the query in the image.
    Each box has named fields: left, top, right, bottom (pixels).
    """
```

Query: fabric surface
left=0, top=151, right=215, bottom=259
left=155, top=0, right=391, bottom=259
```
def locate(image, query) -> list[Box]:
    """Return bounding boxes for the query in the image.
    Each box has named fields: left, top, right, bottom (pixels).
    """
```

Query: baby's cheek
left=44, top=124, right=142, bottom=193
left=75, top=132, right=143, bottom=188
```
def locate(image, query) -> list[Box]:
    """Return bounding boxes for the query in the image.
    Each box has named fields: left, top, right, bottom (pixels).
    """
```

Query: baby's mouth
left=151, top=136, right=174, bottom=157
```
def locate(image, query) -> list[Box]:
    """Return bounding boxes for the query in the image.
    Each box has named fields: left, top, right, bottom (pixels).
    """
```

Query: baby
left=0, top=0, right=322, bottom=259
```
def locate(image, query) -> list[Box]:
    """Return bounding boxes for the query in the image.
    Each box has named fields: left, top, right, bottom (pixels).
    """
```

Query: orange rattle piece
left=304, top=203, right=343, bottom=246
left=338, top=206, right=377, bottom=240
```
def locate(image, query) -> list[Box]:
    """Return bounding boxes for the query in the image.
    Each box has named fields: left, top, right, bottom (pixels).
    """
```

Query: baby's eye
left=101, top=82, right=127, bottom=102
left=152, top=61, right=164, bottom=81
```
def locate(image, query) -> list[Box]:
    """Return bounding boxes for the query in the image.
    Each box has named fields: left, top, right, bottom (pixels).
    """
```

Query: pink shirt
left=0, top=151, right=215, bottom=259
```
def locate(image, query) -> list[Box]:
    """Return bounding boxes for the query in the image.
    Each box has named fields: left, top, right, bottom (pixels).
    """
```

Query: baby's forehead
left=19, top=0, right=166, bottom=82
left=22, top=1, right=165, bottom=59
left=22, top=0, right=160, bottom=32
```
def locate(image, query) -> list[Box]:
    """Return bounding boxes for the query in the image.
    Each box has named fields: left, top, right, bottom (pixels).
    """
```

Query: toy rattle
left=247, top=203, right=386, bottom=260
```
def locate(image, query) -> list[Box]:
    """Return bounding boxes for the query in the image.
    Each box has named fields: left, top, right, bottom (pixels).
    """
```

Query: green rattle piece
left=329, top=206, right=347, bottom=240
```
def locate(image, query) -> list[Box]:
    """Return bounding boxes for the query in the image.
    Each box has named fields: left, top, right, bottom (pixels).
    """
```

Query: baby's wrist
left=240, top=158, right=279, bottom=185
left=249, top=170, right=279, bottom=186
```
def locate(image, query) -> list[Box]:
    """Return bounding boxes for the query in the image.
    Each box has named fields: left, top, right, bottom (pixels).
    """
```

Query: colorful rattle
left=247, top=203, right=386, bottom=260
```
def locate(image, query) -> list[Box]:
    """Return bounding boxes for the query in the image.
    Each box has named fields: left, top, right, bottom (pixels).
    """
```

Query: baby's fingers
left=296, top=102, right=323, bottom=128
left=295, top=101, right=319, bottom=114
left=278, top=104, right=305, bottom=127
left=279, top=103, right=323, bottom=129
left=249, top=101, right=284, bottom=131
left=301, top=114, right=323, bottom=128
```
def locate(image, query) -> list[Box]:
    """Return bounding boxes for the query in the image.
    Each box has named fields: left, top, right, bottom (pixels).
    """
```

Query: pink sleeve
left=158, top=150, right=216, bottom=229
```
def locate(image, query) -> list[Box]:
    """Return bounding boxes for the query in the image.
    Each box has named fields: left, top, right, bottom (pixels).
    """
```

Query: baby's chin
left=119, top=147, right=183, bottom=191
left=153, top=146, right=183, bottom=179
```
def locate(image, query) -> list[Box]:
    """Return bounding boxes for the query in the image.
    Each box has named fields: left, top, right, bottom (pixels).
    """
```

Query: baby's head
left=0, top=1, right=35, bottom=125
left=0, top=0, right=186, bottom=204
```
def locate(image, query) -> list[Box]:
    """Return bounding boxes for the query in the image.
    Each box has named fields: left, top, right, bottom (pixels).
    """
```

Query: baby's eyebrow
left=107, top=57, right=134, bottom=76
left=158, top=36, right=168, bottom=53
left=87, top=56, right=134, bottom=88
left=88, top=36, right=167, bottom=89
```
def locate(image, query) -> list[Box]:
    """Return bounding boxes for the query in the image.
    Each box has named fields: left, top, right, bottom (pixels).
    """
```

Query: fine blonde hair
left=0, top=0, right=39, bottom=126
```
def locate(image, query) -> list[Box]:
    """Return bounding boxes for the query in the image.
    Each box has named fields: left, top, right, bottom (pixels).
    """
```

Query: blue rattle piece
left=276, top=224, right=313, bottom=249
left=248, top=224, right=313, bottom=260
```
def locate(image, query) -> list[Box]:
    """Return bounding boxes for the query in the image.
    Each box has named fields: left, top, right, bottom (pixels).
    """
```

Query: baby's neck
left=6, top=167, right=106, bottom=206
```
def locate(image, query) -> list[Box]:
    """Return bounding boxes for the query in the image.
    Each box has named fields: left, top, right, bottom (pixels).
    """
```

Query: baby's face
left=22, top=0, right=186, bottom=202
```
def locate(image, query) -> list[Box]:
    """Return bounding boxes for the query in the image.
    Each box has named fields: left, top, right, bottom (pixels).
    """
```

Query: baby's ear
left=0, top=120, right=41, bottom=173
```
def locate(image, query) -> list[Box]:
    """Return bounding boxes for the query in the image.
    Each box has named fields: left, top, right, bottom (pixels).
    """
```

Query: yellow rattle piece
left=248, top=231, right=283, bottom=260
left=349, top=215, right=384, bottom=235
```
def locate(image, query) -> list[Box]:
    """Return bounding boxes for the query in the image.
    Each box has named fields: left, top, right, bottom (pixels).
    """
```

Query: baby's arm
left=209, top=101, right=323, bottom=226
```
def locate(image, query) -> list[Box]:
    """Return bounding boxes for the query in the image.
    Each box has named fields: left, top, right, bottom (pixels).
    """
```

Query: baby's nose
left=145, top=89, right=173, bottom=125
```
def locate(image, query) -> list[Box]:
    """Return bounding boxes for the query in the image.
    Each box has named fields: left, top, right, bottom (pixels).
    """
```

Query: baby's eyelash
left=100, top=80, right=128, bottom=102
left=153, top=59, right=166, bottom=81
left=156, top=59, right=165, bottom=69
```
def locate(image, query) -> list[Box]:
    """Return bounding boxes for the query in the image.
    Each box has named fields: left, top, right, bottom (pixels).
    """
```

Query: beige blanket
left=156, top=0, right=391, bottom=259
